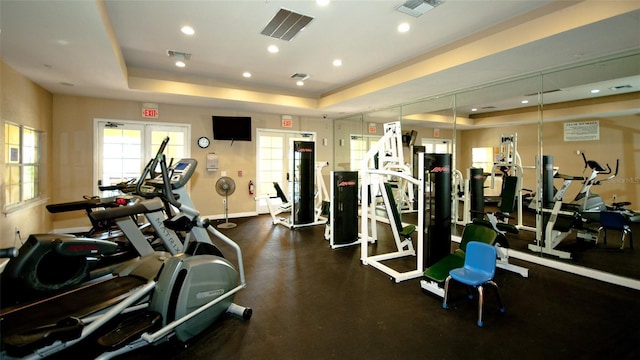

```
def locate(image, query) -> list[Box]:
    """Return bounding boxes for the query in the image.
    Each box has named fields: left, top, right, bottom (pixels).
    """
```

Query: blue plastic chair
left=442, top=241, right=505, bottom=327
left=598, top=210, right=633, bottom=250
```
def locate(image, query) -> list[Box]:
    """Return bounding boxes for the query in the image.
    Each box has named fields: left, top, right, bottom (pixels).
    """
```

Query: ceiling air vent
left=261, top=8, right=314, bottom=41
left=290, top=73, right=310, bottom=81
left=610, top=84, right=633, bottom=90
left=396, top=0, right=444, bottom=17
left=524, top=89, right=562, bottom=96
left=167, top=50, right=192, bottom=60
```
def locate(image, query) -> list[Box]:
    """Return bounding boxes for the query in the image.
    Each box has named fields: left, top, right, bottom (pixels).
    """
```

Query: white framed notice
left=564, top=120, right=599, bottom=141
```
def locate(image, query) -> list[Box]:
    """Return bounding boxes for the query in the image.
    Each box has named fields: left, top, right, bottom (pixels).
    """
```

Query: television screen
left=212, top=116, right=252, bottom=142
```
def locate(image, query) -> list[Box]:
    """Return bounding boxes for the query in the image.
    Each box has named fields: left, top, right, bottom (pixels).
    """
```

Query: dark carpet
left=111, top=212, right=640, bottom=360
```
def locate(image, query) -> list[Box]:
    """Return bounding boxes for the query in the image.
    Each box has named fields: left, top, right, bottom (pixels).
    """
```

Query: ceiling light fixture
left=333, top=59, right=343, bottom=67
left=296, top=80, right=304, bottom=86
left=243, top=72, right=252, bottom=78
left=521, top=100, right=529, bottom=104
left=316, top=0, right=330, bottom=6
left=398, top=22, right=410, bottom=33
left=175, top=61, right=186, bottom=68
left=268, top=45, right=279, bottom=53
left=181, top=26, right=195, bottom=35
left=590, top=89, right=600, bottom=94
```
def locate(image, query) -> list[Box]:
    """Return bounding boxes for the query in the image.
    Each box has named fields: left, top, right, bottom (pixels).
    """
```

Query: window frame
left=3, top=122, right=44, bottom=214
left=93, top=119, right=190, bottom=195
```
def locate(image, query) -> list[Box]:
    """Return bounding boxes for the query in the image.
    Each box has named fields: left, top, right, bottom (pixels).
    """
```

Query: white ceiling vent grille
left=167, top=50, right=192, bottom=60
left=290, top=73, right=310, bottom=81
left=396, top=0, right=444, bottom=17
left=261, top=8, right=314, bottom=41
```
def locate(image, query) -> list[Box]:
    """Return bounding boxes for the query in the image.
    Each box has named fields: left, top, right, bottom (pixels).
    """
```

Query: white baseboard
left=206, top=211, right=258, bottom=221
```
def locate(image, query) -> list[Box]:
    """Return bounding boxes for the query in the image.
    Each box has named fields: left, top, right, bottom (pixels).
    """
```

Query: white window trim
left=93, top=118, right=191, bottom=194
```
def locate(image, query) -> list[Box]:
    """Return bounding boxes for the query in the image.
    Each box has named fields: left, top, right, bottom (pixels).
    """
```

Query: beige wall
left=0, top=61, right=53, bottom=250
left=51, top=95, right=333, bottom=230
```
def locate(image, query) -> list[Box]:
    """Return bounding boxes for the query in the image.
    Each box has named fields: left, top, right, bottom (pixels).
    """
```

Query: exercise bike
left=0, top=138, right=252, bottom=359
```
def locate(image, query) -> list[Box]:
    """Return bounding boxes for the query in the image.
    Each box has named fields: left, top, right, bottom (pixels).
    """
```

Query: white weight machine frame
left=359, top=122, right=425, bottom=283
left=267, top=161, right=330, bottom=229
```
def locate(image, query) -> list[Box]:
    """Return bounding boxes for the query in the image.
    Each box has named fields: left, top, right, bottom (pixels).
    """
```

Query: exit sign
left=142, top=108, right=158, bottom=118
left=282, top=115, right=293, bottom=128
left=142, top=103, right=159, bottom=118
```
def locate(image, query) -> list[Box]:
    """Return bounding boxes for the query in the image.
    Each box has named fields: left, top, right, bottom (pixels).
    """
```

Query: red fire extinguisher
left=248, top=180, right=254, bottom=195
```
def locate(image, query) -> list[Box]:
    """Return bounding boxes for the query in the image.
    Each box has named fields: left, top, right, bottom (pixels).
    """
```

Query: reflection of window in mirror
left=421, top=138, right=451, bottom=154
left=471, top=147, right=493, bottom=173
left=350, top=135, right=381, bottom=171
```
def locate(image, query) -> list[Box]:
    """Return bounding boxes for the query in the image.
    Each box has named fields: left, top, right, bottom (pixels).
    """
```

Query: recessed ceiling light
left=471, top=108, right=478, bottom=112
left=175, top=61, right=186, bottom=68
left=243, top=72, right=252, bottom=78
left=296, top=80, right=304, bottom=86
left=398, top=22, right=410, bottom=33
left=268, top=45, right=279, bottom=53
left=333, top=59, right=342, bottom=67
left=316, top=0, right=330, bottom=6
left=181, top=26, right=195, bottom=35
left=590, top=89, right=600, bottom=94
left=521, top=100, right=529, bottom=104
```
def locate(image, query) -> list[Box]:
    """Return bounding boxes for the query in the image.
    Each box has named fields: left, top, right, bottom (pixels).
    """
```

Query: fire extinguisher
left=248, top=180, right=254, bottom=195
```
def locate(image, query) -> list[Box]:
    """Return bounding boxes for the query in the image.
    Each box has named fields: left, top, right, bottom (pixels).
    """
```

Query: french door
left=255, top=129, right=315, bottom=214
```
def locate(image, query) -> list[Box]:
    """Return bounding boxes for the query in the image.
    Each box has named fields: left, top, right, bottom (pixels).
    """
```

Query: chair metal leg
left=477, top=285, right=484, bottom=327
left=488, top=280, right=505, bottom=313
left=597, top=226, right=603, bottom=245
left=442, top=276, right=452, bottom=309
left=620, top=228, right=633, bottom=250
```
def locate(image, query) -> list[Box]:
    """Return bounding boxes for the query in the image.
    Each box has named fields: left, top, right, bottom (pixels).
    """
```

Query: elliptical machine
left=0, top=137, right=252, bottom=359
left=571, top=152, right=618, bottom=222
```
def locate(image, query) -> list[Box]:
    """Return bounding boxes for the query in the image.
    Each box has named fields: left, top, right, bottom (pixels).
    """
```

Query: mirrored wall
left=334, top=51, right=640, bottom=287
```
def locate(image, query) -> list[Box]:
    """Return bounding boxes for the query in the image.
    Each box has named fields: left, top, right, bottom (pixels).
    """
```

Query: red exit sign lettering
left=142, top=108, right=158, bottom=118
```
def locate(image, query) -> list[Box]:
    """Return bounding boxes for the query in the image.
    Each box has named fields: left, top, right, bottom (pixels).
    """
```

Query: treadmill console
left=144, top=158, right=198, bottom=191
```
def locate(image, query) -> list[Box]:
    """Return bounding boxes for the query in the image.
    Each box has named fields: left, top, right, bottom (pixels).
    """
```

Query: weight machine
left=325, top=171, right=369, bottom=249
left=360, top=122, right=426, bottom=283
left=267, top=140, right=329, bottom=229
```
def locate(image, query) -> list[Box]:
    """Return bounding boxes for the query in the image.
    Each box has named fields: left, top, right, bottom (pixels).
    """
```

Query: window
left=472, top=147, right=495, bottom=173
left=95, top=119, right=189, bottom=194
left=4, top=123, right=43, bottom=210
left=421, top=138, right=451, bottom=154
left=255, top=129, right=314, bottom=214
left=350, top=135, right=381, bottom=170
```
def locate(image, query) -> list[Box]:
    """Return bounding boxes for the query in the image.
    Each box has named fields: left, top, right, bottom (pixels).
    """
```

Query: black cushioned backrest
left=499, top=176, right=519, bottom=213
left=384, top=183, right=404, bottom=232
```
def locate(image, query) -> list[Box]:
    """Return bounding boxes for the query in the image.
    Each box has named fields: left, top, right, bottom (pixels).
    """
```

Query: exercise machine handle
left=0, top=247, right=19, bottom=258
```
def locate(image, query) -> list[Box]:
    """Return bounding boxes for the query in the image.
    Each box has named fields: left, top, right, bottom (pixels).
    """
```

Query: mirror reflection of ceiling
left=1, top=1, right=639, bottom=121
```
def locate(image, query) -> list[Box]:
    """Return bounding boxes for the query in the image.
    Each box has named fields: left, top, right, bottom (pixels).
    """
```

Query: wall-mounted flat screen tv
left=212, top=116, right=252, bottom=142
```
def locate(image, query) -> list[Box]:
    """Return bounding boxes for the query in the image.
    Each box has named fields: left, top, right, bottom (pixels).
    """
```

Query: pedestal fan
left=216, top=176, right=237, bottom=229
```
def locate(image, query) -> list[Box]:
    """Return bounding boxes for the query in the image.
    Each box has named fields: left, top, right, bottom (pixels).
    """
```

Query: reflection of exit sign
left=142, top=108, right=158, bottom=118
left=282, top=115, right=293, bottom=128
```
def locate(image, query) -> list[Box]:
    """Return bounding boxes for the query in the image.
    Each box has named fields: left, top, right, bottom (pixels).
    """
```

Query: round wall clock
left=197, top=136, right=210, bottom=149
